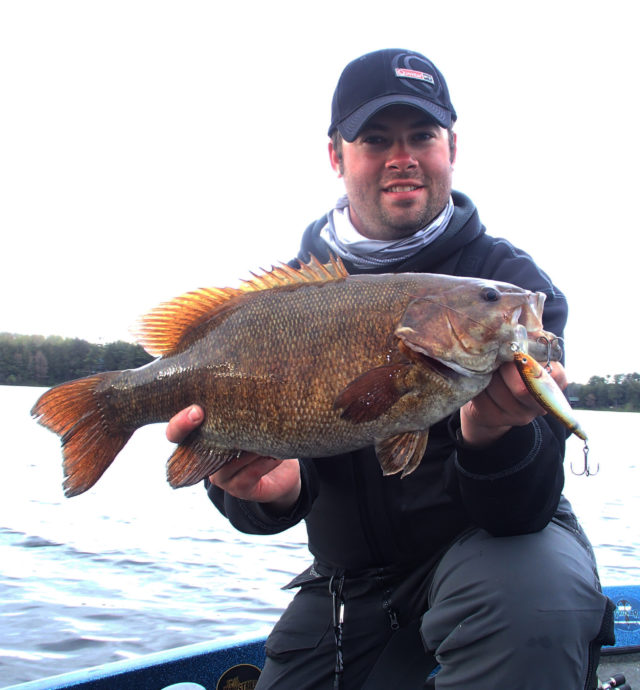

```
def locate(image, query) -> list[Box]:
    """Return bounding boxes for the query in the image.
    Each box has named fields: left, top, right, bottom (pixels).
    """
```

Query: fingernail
left=188, top=406, right=202, bottom=422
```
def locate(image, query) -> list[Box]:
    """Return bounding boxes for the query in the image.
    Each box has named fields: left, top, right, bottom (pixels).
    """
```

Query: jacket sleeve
left=450, top=414, right=567, bottom=534
left=204, top=458, right=320, bottom=535
left=449, top=237, right=569, bottom=535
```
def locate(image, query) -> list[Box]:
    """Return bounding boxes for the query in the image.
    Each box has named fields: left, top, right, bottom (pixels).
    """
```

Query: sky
left=1, top=0, right=637, bottom=383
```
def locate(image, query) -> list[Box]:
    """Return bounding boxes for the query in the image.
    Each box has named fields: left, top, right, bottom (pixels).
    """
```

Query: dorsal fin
left=239, top=254, right=347, bottom=292
left=132, top=286, right=244, bottom=357
left=133, top=254, right=348, bottom=357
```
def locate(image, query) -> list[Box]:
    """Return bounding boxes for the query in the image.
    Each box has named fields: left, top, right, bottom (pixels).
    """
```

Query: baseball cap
left=329, top=49, right=457, bottom=142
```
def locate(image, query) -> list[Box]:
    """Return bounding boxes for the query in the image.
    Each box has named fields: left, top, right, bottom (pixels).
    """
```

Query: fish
left=511, top=347, right=586, bottom=441
left=32, top=256, right=561, bottom=497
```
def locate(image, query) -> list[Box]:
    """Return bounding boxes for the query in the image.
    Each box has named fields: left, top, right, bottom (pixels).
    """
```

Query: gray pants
left=258, top=502, right=614, bottom=689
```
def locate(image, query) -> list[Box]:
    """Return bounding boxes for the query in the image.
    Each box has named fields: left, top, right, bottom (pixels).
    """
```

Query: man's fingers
left=166, top=405, right=204, bottom=443
left=498, top=363, right=547, bottom=417
left=209, top=452, right=277, bottom=485
left=208, top=456, right=301, bottom=507
left=548, top=361, right=568, bottom=391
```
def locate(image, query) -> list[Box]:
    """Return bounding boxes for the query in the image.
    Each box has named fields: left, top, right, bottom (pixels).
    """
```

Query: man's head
left=328, top=50, right=457, bottom=241
left=328, top=49, right=456, bottom=144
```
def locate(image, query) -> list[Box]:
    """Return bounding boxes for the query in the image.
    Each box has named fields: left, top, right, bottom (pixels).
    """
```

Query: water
left=1, top=386, right=638, bottom=686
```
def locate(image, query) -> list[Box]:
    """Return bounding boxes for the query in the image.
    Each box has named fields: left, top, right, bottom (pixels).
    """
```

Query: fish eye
left=481, top=287, right=500, bottom=302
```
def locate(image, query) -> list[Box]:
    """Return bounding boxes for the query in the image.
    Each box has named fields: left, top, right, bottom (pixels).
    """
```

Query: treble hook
left=536, top=335, right=552, bottom=369
left=536, top=335, right=565, bottom=372
left=570, top=441, right=599, bottom=476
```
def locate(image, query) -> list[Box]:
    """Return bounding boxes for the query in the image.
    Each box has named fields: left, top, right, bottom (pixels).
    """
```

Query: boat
left=4, top=584, right=639, bottom=690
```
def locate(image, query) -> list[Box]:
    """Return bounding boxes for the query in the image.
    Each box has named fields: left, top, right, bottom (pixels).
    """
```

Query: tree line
left=0, top=333, right=153, bottom=386
left=567, top=374, right=640, bottom=412
left=1, top=333, right=639, bottom=412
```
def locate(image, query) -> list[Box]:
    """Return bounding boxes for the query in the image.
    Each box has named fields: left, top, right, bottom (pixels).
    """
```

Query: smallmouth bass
left=32, top=256, right=562, bottom=497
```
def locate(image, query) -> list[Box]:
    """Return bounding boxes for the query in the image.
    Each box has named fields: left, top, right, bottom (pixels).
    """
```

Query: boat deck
left=599, top=651, right=640, bottom=688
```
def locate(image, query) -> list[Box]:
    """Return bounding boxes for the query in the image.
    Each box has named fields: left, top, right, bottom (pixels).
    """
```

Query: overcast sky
left=1, top=0, right=637, bottom=383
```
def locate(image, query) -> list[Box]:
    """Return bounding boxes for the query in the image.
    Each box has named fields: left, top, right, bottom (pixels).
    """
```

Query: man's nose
left=385, top=141, right=418, bottom=171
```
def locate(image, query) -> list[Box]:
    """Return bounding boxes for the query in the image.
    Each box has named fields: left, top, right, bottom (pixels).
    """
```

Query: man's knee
left=420, top=523, right=611, bottom=688
left=426, top=521, right=602, bottom=611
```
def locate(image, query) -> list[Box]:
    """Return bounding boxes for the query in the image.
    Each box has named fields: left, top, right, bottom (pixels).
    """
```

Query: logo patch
left=395, top=68, right=434, bottom=85
left=615, top=598, right=640, bottom=633
left=216, top=663, right=261, bottom=689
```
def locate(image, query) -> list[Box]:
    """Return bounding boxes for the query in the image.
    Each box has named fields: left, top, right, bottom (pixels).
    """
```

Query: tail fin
left=31, top=373, right=133, bottom=497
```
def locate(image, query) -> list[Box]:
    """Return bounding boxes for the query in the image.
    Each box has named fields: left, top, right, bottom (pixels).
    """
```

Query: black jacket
left=207, top=191, right=569, bottom=571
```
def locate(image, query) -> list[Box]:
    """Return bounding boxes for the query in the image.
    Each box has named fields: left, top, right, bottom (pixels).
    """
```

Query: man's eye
left=413, top=132, right=434, bottom=142
left=362, top=135, right=386, bottom=145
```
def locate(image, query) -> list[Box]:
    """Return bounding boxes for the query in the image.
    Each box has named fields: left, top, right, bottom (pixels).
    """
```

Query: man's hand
left=460, top=361, right=567, bottom=447
left=166, top=405, right=301, bottom=514
left=166, top=405, right=204, bottom=442
left=208, top=453, right=301, bottom=514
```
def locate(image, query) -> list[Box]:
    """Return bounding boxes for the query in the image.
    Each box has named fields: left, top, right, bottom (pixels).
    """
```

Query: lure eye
left=481, top=287, right=500, bottom=302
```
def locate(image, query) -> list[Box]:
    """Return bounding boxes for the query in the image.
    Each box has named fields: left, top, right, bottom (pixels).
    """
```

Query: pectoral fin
left=375, top=430, right=429, bottom=477
left=334, top=364, right=412, bottom=423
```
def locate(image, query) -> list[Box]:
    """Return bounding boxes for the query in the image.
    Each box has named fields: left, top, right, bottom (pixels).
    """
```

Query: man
left=168, top=49, right=613, bottom=688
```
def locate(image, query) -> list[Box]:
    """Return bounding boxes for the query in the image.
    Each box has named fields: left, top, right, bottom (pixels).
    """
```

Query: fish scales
left=31, top=256, right=559, bottom=497
left=191, top=276, right=447, bottom=456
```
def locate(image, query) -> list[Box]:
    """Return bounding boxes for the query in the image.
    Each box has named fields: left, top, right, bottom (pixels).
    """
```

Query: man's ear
left=328, top=140, right=342, bottom=177
left=450, top=131, right=458, bottom=165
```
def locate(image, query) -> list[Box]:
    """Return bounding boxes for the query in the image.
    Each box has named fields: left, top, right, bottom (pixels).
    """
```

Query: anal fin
left=167, top=437, right=240, bottom=488
left=375, top=429, right=429, bottom=478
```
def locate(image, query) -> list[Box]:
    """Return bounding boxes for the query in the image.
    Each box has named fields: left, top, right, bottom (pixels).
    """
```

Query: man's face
left=329, top=105, right=456, bottom=241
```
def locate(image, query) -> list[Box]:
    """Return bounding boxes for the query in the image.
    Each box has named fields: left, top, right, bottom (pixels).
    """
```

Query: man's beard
left=351, top=181, right=451, bottom=240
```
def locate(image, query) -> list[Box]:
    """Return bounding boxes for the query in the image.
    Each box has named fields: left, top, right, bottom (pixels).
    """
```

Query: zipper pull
left=329, top=574, right=345, bottom=689
left=388, top=608, right=400, bottom=631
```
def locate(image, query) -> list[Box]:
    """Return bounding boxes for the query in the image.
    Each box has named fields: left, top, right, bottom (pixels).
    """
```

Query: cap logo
left=395, top=67, right=434, bottom=85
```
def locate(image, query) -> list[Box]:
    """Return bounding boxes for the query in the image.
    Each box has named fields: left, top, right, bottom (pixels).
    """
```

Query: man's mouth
left=385, top=184, right=422, bottom=193
left=382, top=178, right=424, bottom=194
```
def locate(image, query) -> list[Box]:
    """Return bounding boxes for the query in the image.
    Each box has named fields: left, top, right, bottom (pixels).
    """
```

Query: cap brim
left=335, top=95, right=452, bottom=142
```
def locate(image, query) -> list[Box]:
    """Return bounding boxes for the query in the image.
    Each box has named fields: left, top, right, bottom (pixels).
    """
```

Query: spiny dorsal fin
left=133, top=254, right=348, bottom=357
left=239, top=254, right=347, bottom=292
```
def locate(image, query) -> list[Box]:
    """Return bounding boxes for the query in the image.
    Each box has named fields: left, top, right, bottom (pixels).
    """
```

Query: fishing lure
left=511, top=344, right=597, bottom=476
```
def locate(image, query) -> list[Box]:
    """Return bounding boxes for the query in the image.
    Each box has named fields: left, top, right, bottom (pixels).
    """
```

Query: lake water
left=1, top=385, right=638, bottom=686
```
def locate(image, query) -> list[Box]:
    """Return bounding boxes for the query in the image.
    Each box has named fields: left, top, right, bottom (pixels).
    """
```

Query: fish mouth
left=512, top=291, right=547, bottom=335
left=503, top=292, right=562, bottom=362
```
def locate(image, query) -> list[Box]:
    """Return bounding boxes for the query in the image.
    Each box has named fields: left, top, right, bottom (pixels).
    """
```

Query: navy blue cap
left=329, top=49, right=457, bottom=142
